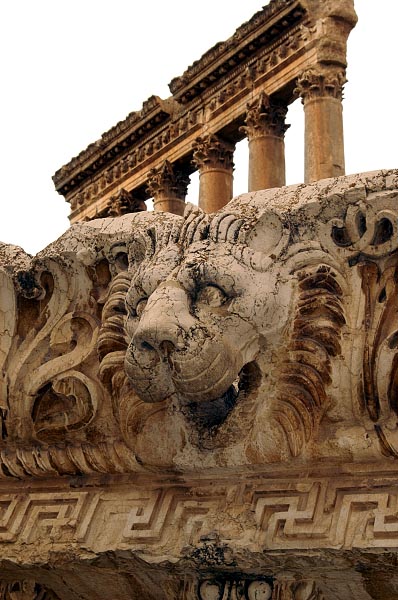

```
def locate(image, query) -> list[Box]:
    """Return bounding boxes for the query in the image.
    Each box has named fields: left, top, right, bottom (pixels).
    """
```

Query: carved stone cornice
left=53, top=2, right=310, bottom=208
left=53, top=1, right=358, bottom=222
left=52, top=95, right=176, bottom=195
left=146, top=160, right=190, bottom=199
left=241, top=92, right=289, bottom=140
left=192, top=134, right=235, bottom=171
left=295, top=68, right=347, bottom=102
left=168, top=0, right=304, bottom=101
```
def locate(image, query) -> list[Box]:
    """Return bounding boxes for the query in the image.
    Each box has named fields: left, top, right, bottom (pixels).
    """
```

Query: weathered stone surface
left=0, top=170, right=398, bottom=597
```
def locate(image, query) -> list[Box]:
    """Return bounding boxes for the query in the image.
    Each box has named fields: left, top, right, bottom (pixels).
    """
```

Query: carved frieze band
left=295, top=68, right=347, bottom=102
left=2, top=479, right=398, bottom=552
left=68, top=109, right=201, bottom=212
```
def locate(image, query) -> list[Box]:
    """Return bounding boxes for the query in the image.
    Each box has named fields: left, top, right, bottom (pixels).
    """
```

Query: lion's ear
left=244, top=212, right=286, bottom=257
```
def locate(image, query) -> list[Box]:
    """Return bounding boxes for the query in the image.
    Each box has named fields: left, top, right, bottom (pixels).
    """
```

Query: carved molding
left=295, top=68, right=347, bottom=102
left=192, top=134, right=235, bottom=171
left=2, top=476, right=398, bottom=559
left=168, top=0, right=301, bottom=97
left=241, top=92, right=289, bottom=139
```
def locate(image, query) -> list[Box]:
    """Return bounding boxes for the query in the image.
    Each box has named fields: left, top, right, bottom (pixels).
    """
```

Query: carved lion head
left=109, top=198, right=346, bottom=468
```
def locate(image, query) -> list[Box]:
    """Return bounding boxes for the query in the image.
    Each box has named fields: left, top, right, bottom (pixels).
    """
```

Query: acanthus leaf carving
left=2, top=172, right=398, bottom=477
left=241, top=91, right=289, bottom=140
left=295, top=68, right=346, bottom=102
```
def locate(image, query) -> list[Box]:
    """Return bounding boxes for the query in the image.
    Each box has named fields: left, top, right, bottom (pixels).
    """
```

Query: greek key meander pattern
left=1, top=480, right=398, bottom=550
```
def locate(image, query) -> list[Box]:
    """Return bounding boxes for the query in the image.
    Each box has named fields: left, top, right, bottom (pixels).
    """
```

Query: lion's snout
left=133, top=281, right=195, bottom=355
left=125, top=280, right=246, bottom=406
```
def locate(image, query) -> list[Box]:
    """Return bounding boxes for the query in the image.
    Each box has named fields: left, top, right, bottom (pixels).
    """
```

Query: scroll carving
left=198, top=578, right=273, bottom=600
left=196, top=579, right=323, bottom=600
left=330, top=200, right=398, bottom=457
left=1, top=171, right=398, bottom=476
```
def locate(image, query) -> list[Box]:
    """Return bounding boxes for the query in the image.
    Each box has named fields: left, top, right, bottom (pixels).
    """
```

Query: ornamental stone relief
left=1, top=171, right=398, bottom=597
left=0, top=170, right=397, bottom=475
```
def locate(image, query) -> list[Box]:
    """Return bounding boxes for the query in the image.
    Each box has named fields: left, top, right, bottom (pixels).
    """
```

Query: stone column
left=241, top=92, right=289, bottom=191
left=146, top=160, right=190, bottom=216
left=106, top=189, right=146, bottom=217
left=192, top=134, right=235, bottom=213
left=296, top=68, right=346, bottom=183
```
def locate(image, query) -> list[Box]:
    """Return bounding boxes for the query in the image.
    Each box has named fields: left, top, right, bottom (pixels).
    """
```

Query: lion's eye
left=196, top=285, right=227, bottom=308
left=135, top=298, right=148, bottom=318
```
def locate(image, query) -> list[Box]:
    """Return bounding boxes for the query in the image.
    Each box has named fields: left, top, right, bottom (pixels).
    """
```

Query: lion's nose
left=132, top=282, right=195, bottom=355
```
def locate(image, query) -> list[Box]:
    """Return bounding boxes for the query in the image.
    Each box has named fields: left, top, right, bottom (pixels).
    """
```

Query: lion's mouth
left=183, top=361, right=261, bottom=432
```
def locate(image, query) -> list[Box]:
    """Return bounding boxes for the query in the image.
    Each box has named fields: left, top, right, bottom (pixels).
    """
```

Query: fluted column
left=241, top=92, right=289, bottom=191
left=146, top=160, right=190, bottom=216
left=295, top=68, right=346, bottom=183
left=192, top=134, right=234, bottom=213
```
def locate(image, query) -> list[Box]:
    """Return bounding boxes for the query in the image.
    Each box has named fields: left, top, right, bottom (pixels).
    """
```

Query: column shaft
left=192, top=135, right=234, bottom=213
left=303, top=96, right=345, bottom=182
left=242, top=93, right=288, bottom=192
left=248, top=135, right=286, bottom=191
left=146, top=160, right=189, bottom=216
left=296, top=68, right=346, bottom=183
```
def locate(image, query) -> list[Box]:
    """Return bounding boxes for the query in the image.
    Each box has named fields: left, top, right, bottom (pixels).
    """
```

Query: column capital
left=146, top=160, right=190, bottom=199
left=192, top=134, right=235, bottom=171
left=106, top=189, right=146, bottom=217
left=295, top=67, right=347, bottom=102
left=241, top=92, right=289, bottom=139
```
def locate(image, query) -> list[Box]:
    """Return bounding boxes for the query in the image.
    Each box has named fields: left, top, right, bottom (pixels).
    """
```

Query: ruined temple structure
left=2, top=1, right=398, bottom=599
left=53, top=0, right=355, bottom=220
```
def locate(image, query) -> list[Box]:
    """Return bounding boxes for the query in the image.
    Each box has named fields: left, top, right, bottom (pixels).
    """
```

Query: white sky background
left=0, top=1, right=396, bottom=255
